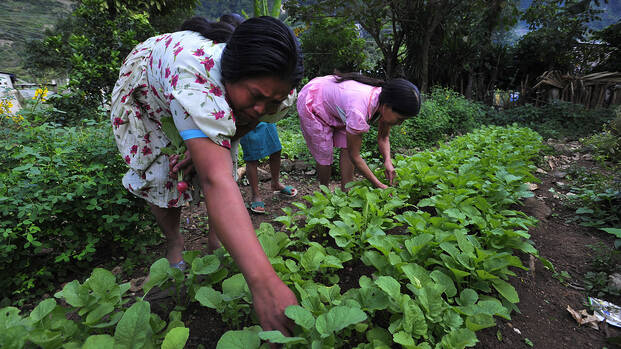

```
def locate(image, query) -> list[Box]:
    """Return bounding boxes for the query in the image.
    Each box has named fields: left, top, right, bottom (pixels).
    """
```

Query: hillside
left=0, top=0, right=73, bottom=78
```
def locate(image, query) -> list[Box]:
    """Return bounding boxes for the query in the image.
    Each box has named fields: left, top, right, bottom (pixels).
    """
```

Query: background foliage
left=0, top=115, right=159, bottom=304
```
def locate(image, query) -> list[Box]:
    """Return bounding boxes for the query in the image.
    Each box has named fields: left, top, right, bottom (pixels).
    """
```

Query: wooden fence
left=533, top=71, right=621, bottom=108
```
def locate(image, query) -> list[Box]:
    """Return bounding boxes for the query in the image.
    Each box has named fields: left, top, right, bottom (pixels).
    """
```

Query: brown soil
left=136, top=145, right=621, bottom=348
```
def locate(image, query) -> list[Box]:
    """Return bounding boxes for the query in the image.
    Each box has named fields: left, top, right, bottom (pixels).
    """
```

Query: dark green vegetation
left=0, top=0, right=620, bottom=347
left=2, top=124, right=547, bottom=347
left=2, top=87, right=620, bottom=347
left=0, top=105, right=159, bottom=306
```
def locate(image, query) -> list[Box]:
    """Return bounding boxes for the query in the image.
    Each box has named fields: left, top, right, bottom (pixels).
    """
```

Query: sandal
left=274, top=185, right=297, bottom=197
left=170, top=260, right=186, bottom=271
left=250, top=201, right=266, bottom=214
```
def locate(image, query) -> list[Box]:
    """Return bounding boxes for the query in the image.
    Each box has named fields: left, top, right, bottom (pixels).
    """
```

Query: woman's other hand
left=384, top=162, right=396, bottom=186
left=169, top=149, right=196, bottom=180
left=250, top=273, right=298, bottom=337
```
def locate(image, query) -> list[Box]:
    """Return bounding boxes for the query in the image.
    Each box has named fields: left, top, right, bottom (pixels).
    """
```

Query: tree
left=298, top=17, right=368, bottom=78
left=514, top=0, right=605, bottom=80
left=591, top=20, right=621, bottom=72
left=26, top=0, right=199, bottom=109
left=285, top=0, right=406, bottom=79
left=420, top=0, right=520, bottom=100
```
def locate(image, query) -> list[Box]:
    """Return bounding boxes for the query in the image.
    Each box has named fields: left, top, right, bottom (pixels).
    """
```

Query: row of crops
left=1, top=125, right=548, bottom=348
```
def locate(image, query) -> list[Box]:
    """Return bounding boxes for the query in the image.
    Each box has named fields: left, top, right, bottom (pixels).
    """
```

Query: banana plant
left=242, top=0, right=282, bottom=18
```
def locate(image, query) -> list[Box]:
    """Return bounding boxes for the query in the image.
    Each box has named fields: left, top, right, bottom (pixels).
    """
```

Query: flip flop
left=250, top=201, right=266, bottom=214
left=274, top=185, right=297, bottom=197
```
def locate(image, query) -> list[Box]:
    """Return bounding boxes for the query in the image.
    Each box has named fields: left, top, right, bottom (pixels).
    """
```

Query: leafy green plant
left=484, top=101, right=614, bottom=140
left=1, top=124, right=550, bottom=348
left=0, top=120, right=158, bottom=303
left=600, top=227, right=621, bottom=250
left=362, top=87, right=486, bottom=156
left=581, top=108, right=621, bottom=164
left=0, top=267, right=190, bottom=349
left=563, top=166, right=621, bottom=228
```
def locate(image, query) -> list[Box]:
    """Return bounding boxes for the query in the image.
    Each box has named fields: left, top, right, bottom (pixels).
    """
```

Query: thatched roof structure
left=533, top=71, right=621, bottom=108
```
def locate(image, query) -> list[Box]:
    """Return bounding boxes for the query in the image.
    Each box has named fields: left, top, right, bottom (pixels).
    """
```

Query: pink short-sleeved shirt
left=296, top=75, right=381, bottom=165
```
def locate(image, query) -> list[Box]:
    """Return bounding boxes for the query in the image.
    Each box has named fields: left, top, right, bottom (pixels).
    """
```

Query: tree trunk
left=465, top=71, right=474, bottom=100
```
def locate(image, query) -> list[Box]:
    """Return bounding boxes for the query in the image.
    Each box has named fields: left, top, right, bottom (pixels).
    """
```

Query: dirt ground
left=139, top=146, right=621, bottom=348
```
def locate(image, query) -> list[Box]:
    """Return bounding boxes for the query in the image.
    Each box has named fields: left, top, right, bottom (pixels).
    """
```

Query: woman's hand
left=384, top=162, right=396, bottom=186
left=249, top=273, right=298, bottom=337
left=169, top=149, right=196, bottom=180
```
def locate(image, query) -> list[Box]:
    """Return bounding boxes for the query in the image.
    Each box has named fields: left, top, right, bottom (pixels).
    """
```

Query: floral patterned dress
left=110, top=31, right=293, bottom=208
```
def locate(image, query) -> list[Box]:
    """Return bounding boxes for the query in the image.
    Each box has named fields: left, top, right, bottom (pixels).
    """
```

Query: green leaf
left=29, top=298, right=57, bottom=322
left=600, top=227, right=621, bottom=238
left=191, top=255, right=220, bottom=275
left=216, top=329, right=260, bottom=349
left=54, top=280, right=89, bottom=307
left=315, top=306, right=367, bottom=338
left=222, top=273, right=248, bottom=301
left=259, top=331, right=307, bottom=344
left=285, top=305, right=315, bottom=330
left=82, top=335, right=115, bottom=349
left=393, top=331, right=415, bottom=347
left=143, top=258, right=172, bottom=294
left=401, top=295, right=427, bottom=336
left=162, top=327, right=189, bottom=349
left=195, top=286, right=223, bottom=309
left=466, top=313, right=496, bottom=331
left=459, top=289, right=478, bottom=306
left=492, top=279, right=519, bottom=303
left=576, top=207, right=594, bottom=214
left=113, top=300, right=152, bottom=348
left=160, top=116, right=184, bottom=150
left=375, top=276, right=401, bottom=301
left=438, top=328, right=478, bottom=348
left=85, top=303, right=115, bottom=326
left=430, top=270, right=457, bottom=297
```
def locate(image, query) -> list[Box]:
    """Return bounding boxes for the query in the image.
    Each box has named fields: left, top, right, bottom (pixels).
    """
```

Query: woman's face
left=224, top=76, right=290, bottom=123
left=379, top=105, right=407, bottom=126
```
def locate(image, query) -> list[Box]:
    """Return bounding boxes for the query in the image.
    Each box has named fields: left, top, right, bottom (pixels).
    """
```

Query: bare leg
left=339, top=148, right=354, bottom=191
left=149, top=204, right=184, bottom=264
left=269, top=151, right=285, bottom=191
left=317, top=164, right=331, bottom=187
left=207, top=227, right=222, bottom=254
left=246, top=160, right=261, bottom=202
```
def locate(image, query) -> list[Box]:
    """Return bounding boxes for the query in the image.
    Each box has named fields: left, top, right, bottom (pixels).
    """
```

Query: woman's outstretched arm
left=185, top=137, right=297, bottom=336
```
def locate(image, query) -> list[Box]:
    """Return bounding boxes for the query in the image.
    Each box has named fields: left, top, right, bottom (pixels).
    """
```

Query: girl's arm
left=377, top=121, right=396, bottom=185
left=185, top=137, right=297, bottom=336
left=346, top=132, right=388, bottom=189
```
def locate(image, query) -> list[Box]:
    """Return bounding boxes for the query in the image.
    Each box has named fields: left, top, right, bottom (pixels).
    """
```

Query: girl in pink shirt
left=297, top=73, right=421, bottom=190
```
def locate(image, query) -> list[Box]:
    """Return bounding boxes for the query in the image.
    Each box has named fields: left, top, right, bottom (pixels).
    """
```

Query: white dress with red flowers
left=110, top=30, right=292, bottom=208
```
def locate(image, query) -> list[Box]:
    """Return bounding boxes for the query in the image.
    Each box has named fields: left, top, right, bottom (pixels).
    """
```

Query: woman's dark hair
left=222, top=16, right=303, bottom=87
left=180, top=16, right=236, bottom=44
left=334, top=72, right=421, bottom=118
left=219, top=13, right=244, bottom=27
left=181, top=15, right=303, bottom=88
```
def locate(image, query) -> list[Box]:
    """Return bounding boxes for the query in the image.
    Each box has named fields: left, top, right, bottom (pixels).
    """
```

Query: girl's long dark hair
left=334, top=71, right=421, bottom=118
left=180, top=15, right=303, bottom=87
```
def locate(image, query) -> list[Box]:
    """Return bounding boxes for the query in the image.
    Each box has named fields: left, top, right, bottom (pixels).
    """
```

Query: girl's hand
left=384, top=162, right=396, bottom=186
left=250, top=273, right=298, bottom=337
left=169, top=149, right=196, bottom=180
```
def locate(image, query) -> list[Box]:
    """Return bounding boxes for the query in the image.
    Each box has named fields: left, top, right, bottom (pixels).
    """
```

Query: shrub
left=485, top=101, right=614, bottom=140
left=581, top=106, right=621, bottom=164
left=46, top=90, right=103, bottom=126
left=0, top=120, right=158, bottom=304
left=362, top=87, right=486, bottom=155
